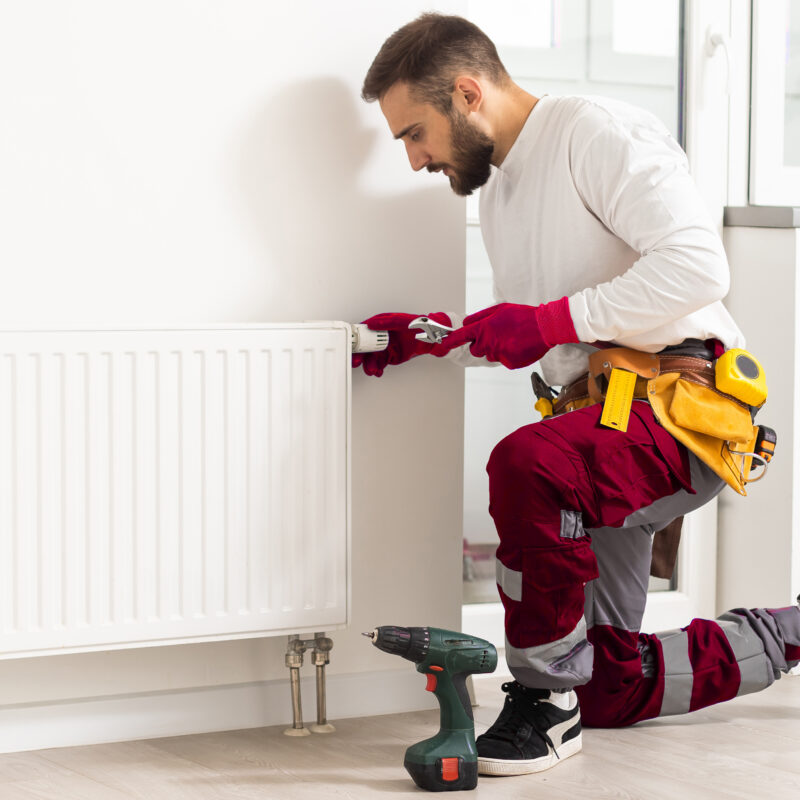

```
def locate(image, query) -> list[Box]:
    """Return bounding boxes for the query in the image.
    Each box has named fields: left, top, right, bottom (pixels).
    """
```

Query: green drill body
left=365, top=626, right=497, bottom=792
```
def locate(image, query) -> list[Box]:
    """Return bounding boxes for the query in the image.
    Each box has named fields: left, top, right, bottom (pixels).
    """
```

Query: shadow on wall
left=235, top=77, right=464, bottom=322
left=233, top=78, right=467, bottom=671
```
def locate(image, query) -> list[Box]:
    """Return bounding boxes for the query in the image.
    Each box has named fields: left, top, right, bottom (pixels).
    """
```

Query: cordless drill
left=364, top=626, right=497, bottom=792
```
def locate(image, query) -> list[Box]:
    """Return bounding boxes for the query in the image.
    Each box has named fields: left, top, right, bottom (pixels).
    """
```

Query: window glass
left=468, top=0, right=554, bottom=49
left=612, top=0, right=678, bottom=57
left=750, top=0, right=800, bottom=204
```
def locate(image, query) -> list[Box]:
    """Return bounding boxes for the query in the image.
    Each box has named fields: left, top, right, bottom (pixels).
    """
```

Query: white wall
left=0, top=0, right=467, bottom=748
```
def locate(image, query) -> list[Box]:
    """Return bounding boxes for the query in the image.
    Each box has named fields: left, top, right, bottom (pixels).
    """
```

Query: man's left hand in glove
left=430, top=297, right=579, bottom=369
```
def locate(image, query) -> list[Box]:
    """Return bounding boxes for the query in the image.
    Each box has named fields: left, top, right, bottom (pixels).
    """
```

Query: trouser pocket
left=520, top=538, right=599, bottom=644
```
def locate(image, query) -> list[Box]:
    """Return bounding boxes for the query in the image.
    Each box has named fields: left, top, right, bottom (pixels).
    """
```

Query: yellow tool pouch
left=646, top=371, right=758, bottom=496
left=668, top=378, right=754, bottom=443
left=586, top=347, right=767, bottom=496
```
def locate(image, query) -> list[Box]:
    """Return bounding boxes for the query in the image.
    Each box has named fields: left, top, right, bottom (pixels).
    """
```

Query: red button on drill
left=425, top=673, right=437, bottom=692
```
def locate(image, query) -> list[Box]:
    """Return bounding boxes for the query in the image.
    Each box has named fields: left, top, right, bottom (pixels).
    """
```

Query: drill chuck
left=364, top=626, right=431, bottom=663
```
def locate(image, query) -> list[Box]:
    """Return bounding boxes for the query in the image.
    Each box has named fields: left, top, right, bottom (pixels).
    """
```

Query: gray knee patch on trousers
left=506, top=618, right=594, bottom=689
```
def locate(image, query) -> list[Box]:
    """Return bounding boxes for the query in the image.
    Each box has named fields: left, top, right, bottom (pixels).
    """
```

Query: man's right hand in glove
left=352, top=312, right=452, bottom=377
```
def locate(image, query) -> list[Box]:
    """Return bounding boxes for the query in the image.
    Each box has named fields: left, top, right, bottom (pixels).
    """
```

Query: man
left=356, top=13, right=800, bottom=777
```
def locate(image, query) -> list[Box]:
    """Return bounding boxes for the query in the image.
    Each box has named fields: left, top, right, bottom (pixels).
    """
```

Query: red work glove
left=352, top=312, right=452, bottom=377
left=431, top=298, right=578, bottom=369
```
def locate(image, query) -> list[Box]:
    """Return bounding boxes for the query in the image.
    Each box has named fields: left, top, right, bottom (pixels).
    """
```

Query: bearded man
left=355, top=12, right=800, bottom=777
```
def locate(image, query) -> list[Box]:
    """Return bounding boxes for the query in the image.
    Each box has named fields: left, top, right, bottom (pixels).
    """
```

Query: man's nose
left=405, top=143, right=430, bottom=172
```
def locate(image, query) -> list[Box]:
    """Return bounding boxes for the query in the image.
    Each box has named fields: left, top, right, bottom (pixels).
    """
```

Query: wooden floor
left=1, top=673, right=799, bottom=799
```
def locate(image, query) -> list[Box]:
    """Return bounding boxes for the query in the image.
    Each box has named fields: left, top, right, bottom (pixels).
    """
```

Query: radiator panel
left=0, top=325, right=350, bottom=657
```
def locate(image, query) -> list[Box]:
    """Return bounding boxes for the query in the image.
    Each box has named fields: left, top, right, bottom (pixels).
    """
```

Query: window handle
left=705, top=26, right=732, bottom=96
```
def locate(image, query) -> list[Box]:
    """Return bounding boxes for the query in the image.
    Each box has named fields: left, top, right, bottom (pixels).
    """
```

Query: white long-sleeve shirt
left=450, top=94, right=744, bottom=387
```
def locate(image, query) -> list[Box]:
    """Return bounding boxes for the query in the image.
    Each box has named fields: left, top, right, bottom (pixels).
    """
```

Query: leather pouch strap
left=555, top=375, right=590, bottom=412
left=588, top=348, right=661, bottom=403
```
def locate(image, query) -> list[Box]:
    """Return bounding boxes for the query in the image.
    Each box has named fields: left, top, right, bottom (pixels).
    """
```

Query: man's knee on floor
left=575, top=628, right=664, bottom=728
left=576, top=681, right=647, bottom=728
left=576, top=668, right=664, bottom=728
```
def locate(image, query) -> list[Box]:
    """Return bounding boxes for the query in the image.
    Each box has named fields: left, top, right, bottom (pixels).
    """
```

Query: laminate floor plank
left=0, top=672, right=796, bottom=799
left=36, top=740, right=251, bottom=800
left=0, top=773, right=133, bottom=800
left=0, top=752, right=81, bottom=784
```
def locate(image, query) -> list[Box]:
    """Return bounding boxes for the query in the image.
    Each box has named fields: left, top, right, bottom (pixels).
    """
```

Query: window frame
left=749, top=0, right=800, bottom=206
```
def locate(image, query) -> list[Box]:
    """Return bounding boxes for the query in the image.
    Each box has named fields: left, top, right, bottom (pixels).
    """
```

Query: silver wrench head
left=409, top=316, right=454, bottom=344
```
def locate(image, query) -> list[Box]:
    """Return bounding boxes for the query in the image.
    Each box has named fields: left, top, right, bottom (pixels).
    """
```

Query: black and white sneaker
left=476, top=681, right=582, bottom=776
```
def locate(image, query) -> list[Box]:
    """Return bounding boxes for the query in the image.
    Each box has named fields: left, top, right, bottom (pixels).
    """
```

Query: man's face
left=380, top=82, right=494, bottom=196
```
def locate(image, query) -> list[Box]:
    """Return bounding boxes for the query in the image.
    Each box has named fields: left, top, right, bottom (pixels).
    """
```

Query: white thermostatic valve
left=351, top=323, right=389, bottom=353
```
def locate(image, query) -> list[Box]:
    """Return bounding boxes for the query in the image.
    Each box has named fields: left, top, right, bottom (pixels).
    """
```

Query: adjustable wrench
left=408, top=316, right=455, bottom=344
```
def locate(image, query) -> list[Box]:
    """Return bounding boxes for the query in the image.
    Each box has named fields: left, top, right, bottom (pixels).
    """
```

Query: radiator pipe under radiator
left=283, top=633, right=335, bottom=736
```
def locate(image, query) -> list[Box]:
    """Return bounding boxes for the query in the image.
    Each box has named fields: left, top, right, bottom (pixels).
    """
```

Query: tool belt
left=550, top=347, right=764, bottom=497
left=535, top=343, right=775, bottom=580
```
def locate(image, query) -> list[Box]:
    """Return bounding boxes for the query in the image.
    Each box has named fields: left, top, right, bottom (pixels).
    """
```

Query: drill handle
left=452, top=672, right=474, bottom=722
left=423, top=667, right=476, bottom=731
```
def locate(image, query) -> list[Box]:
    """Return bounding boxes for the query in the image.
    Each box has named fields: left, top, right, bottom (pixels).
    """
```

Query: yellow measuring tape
left=600, top=368, right=637, bottom=432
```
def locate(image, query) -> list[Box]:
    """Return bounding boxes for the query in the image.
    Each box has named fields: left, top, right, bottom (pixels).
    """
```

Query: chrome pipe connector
left=284, top=635, right=310, bottom=737
left=283, top=633, right=335, bottom=736
left=310, top=633, right=335, bottom=733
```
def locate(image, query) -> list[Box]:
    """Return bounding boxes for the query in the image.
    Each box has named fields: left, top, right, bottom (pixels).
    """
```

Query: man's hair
left=362, top=13, right=510, bottom=113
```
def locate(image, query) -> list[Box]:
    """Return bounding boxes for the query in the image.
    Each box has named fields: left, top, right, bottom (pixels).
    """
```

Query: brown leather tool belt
left=552, top=353, right=745, bottom=416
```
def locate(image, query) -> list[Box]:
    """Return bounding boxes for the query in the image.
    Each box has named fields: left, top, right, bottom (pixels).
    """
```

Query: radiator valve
left=312, top=635, right=333, bottom=666
left=351, top=323, right=389, bottom=353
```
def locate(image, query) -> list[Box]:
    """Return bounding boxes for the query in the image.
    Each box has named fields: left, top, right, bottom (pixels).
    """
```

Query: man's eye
left=410, top=131, right=421, bottom=142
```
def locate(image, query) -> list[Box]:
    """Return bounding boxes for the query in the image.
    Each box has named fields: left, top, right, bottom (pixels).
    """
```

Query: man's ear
left=452, top=76, right=483, bottom=113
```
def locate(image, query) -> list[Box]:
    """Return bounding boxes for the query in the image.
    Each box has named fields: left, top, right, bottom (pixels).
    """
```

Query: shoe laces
left=489, top=681, right=561, bottom=759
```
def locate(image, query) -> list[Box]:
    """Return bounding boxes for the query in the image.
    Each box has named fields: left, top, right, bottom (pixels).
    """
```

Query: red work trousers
left=489, top=401, right=800, bottom=726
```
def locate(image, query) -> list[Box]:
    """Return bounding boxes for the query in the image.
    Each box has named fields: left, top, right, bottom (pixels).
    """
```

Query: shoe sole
left=477, top=733, right=582, bottom=776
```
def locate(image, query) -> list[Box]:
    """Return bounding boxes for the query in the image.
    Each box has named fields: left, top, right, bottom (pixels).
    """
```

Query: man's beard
left=429, top=111, right=494, bottom=197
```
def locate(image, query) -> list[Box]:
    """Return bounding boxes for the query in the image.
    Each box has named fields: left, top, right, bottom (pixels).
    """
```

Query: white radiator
left=0, top=323, right=351, bottom=658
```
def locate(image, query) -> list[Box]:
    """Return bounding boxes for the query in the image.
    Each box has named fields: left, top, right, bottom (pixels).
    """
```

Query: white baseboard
left=0, top=668, right=439, bottom=754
